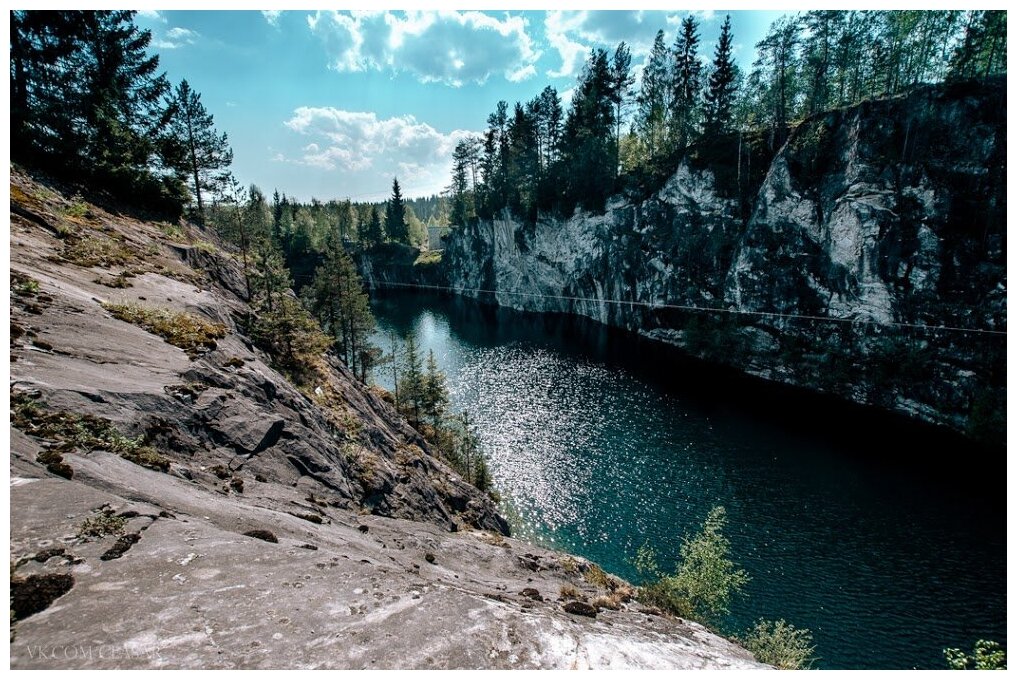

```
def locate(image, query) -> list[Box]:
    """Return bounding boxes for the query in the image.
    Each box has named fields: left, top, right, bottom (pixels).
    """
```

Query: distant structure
left=427, top=225, right=446, bottom=251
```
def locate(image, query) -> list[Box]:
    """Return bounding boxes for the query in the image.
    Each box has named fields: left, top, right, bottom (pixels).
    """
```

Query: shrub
left=742, top=618, right=816, bottom=669
left=102, top=303, right=226, bottom=357
left=78, top=510, right=126, bottom=538
left=635, top=506, right=749, bottom=623
left=584, top=563, right=613, bottom=589
left=944, top=640, right=1007, bottom=670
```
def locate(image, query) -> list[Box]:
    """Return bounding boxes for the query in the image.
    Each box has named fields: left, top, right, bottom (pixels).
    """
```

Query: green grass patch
left=102, top=303, right=226, bottom=357
left=61, top=234, right=137, bottom=268
left=61, top=200, right=92, bottom=220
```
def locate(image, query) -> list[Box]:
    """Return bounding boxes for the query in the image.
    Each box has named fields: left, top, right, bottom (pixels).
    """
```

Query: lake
left=369, top=290, right=1006, bottom=670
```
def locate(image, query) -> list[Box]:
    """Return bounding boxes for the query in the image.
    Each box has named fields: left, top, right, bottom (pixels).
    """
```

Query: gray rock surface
left=9, top=170, right=765, bottom=669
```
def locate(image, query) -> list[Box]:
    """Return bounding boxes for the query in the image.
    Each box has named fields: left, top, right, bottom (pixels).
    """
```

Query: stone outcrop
left=428, top=79, right=1005, bottom=444
left=9, top=170, right=764, bottom=669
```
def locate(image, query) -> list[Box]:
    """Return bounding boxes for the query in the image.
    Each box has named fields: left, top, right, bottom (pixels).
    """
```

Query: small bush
left=78, top=510, right=126, bottom=538
left=944, top=640, right=1007, bottom=670
left=11, top=274, right=40, bottom=297
left=62, top=200, right=91, bottom=220
left=742, top=618, right=816, bottom=669
left=103, top=303, right=226, bottom=357
left=583, top=563, right=613, bottom=589
left=634, top=506, right=749, bottom=623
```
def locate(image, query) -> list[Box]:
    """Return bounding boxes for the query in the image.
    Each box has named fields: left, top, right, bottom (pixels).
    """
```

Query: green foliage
left=305, top=242, right=379, bottom=382
left=385, top=178, right=409, bottom=244
left=11, top=391, right=170, bottom=472
left=944, top=640, right=1007, bottom=670
left=421, top=350, right=450, bottom=427
left=11, top=274, right=40, bottom=297
left=446, top=10, right=995, bottom=220
left=947, top=12, right=1006, bottom=82
left=102, top=303, right=226, bottom=357
left=742, top=618, right=816, bottom=669
left=161, top=79, right=233, bottom=225
left=635, top=506, right=749, bottom=623
left=11, top=11, right=189, bottom=217
left=60, top=234, right=138, bottom=268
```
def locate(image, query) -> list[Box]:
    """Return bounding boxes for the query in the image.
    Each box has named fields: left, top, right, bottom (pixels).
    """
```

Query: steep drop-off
left=396, top=79, right=1004, bottom=443
left=8, top=170, right=763, bottom=669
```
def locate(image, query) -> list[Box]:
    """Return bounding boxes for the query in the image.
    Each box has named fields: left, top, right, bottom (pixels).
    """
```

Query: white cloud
left=545, top=10, right=718, bottom=78
left=153, top=26, right=199, bottom=50
left=307, top=10, right=540, bottom=87
left=262, top=10, right=283, bottom=26
left=280, top=107, right=480, bottom=195
left=137, top=10, right=166, bottom=23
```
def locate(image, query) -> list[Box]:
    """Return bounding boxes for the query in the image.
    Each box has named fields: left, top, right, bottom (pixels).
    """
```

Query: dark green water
left=370, top=291, right=1006, bottom=670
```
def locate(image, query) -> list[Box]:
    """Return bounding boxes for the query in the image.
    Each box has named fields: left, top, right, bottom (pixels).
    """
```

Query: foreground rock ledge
left=9, top=169, right=765, bottom=669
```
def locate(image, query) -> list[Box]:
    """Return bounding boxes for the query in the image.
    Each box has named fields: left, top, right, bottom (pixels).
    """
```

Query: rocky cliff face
left=435, top=79, right=1005, bottom=444
left=9, top=170, right=764, bottom=669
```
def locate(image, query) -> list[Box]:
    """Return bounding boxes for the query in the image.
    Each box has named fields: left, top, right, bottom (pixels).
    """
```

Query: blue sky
left=136, top=9, right=787, bottom=202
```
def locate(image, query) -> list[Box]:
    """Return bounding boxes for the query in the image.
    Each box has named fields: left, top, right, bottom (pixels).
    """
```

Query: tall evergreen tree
left=562, top=48, right=616, bottom=210
left=385, top=177, right=408, bottom=244
left=669, top=16, right=703, bottom=151
left=636, top=30, right=672, bottom=159
left=75, top=12, right=170, bottom=180
left=398, top=335, right=425, bottom=425
left=703, top=15, right=739, bottom=137
left=163, top=79, right=233, bottom=225
left=305, top=243, right=378, bottom=381
left=421, top=350, right=450, bottom=427
left=362, top=204, right=384, bottom=247
left=609, top=42, right=635, bottom=176
left=948, top=11, right=1007, bottom=81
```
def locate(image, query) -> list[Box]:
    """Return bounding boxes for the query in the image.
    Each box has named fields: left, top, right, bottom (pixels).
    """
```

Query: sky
left=135, top=9, right=788, bottom=202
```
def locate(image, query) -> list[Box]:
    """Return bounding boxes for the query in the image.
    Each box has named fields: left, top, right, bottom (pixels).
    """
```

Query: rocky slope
left=428, top=79, right=1006, bottom=444
left=8, top=170, right=764, bottom=669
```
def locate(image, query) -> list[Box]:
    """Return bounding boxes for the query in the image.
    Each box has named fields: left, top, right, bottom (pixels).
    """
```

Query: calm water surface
left=370, top=291, right=1005, bottom=669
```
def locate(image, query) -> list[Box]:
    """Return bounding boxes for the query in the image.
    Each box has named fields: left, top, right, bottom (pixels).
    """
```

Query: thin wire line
left=373, top=280, right=1007, bottom=337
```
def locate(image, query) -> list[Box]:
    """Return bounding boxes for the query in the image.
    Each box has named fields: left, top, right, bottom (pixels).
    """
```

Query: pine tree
left=450, top=139, right=476, bottom=226
left=11, top=11, right=181, bottom=209
left=609, top=42, right=635, bottom=177
left=562, top=48, right=616, bottom=211
left=636, top=30, right=672, bottom=159
left=670, top=16, right=703, bottom=151
left=703, top=15, right=739, bottom=137
left=163, top=79, right=233, bottom=225
left=398, top=335, right=425, bottom=425
left=948, top=11, right=1007, bottom=81
left=421, top=350, right=450, bottom=427
left=385, top=178, right=408, bottom=244
left=360, top=204, right=381, bottom=247
left=76, top=12, right=170, bottom=182
left=305, top=242, right=378, bottom=381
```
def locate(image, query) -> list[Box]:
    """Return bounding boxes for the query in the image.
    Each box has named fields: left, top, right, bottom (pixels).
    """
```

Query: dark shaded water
left=370, top=291, right=1006, bottom=669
